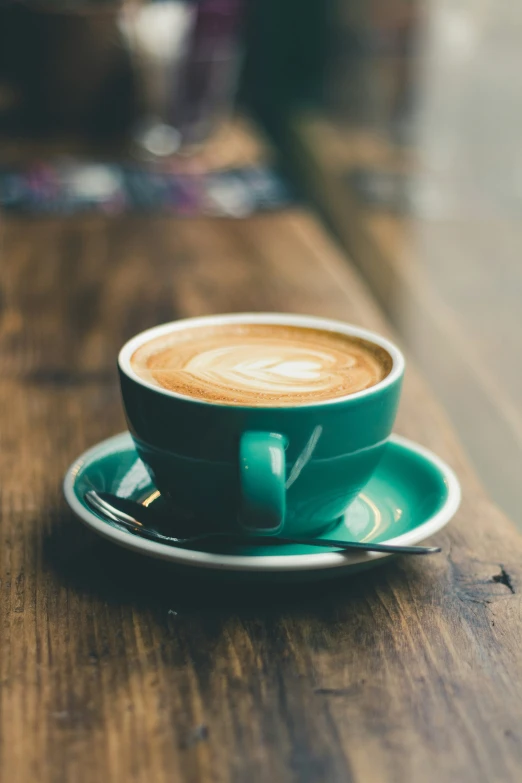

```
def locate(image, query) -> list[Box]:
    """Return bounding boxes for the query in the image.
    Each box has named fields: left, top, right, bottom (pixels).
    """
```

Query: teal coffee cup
left=118, top=313, right=404, bottom=537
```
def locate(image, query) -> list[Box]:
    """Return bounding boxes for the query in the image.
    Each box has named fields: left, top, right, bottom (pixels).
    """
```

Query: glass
left=120, top=0, right=244, bottom=157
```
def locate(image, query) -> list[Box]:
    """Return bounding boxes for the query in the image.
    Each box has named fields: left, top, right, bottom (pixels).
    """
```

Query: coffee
left=130, top=322, right=392, bottom=406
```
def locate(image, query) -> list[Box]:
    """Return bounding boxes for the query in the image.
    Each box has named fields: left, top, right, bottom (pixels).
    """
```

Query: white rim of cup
left=118, top=312, right=405, bottom=408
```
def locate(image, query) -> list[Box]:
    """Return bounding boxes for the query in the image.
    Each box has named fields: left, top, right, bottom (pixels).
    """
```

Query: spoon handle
left=247, top=536, right=441, bottom=555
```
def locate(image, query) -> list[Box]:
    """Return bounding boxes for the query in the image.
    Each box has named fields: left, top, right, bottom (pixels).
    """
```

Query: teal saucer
left=63, top=432, right=460, bottom=580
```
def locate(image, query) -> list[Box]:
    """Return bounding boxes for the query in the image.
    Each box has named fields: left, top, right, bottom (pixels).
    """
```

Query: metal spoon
left=84, top=490, right=441, bottom=555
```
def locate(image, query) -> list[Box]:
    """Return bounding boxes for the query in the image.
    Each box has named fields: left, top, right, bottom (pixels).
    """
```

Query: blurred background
left=0, top=0, right=521, bottom=524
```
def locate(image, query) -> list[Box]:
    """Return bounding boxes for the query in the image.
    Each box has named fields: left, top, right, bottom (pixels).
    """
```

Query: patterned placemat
left=0, top=117, right=297, bottom=217
left=0, top=160, right=296, bottom=217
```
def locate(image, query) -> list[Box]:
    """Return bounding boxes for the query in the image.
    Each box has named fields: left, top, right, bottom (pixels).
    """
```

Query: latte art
left=183, top=345, right=354, bottom=394
left=131, top=323, right=392, bottom=406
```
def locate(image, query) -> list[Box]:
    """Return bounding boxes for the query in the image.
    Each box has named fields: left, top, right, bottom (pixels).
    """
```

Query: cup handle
left=239, top=432, right=286, bottom=534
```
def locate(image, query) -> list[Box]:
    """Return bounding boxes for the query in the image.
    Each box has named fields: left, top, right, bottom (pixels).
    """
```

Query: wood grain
left=1, top=209, right=522, bottom=782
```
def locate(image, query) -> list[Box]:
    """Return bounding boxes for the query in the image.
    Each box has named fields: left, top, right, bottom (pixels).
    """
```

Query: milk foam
left=131, top=323, right=391, bottom=406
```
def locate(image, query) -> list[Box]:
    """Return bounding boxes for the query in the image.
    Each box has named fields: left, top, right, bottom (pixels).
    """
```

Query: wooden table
left=2, top=204, right=522, bottom=781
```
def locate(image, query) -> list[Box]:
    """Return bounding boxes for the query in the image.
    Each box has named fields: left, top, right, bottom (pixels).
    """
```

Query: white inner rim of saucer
left=63, top=433, right=461, bottom=572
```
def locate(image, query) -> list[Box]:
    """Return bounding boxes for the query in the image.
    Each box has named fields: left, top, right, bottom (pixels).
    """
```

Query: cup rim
left=118, top=312, right=405, bottom=409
